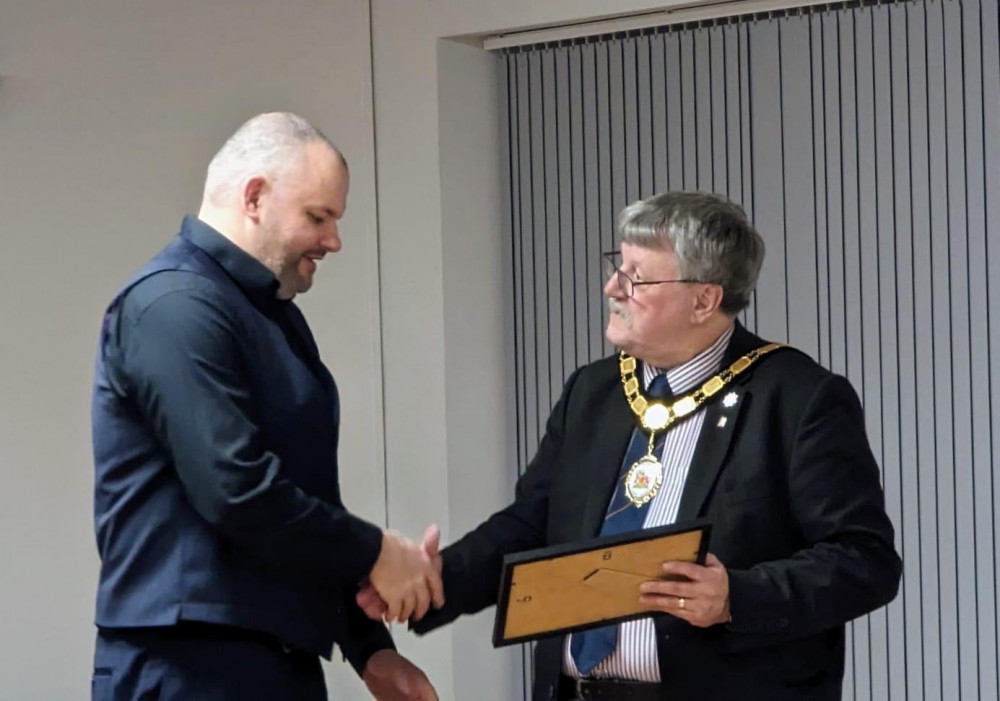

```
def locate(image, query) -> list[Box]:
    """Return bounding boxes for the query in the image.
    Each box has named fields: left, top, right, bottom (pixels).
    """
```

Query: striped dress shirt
left=562, top=324, right=735, bottom=682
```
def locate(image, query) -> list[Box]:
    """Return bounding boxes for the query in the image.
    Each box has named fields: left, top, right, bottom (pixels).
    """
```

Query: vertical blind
left=500, top=1, right=1000, bottom=698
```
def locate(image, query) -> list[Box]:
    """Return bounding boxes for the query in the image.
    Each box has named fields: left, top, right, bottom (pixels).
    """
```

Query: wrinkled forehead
left=620, top=240, right=679, bottom=271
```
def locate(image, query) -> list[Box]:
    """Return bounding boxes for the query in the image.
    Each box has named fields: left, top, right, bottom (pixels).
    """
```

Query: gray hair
left=203, top=112, right=346, bottom=205
left=617, top=191, right=765, bottom=314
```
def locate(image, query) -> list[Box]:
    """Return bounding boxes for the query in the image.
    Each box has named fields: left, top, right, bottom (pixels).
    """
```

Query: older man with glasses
left=370, top=190, right=902, bottom=700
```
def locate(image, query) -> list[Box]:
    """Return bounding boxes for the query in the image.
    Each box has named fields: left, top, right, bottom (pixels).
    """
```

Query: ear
left=242, top=176, right=267, bottom=222
left=691, top=283, right=725, bottom=323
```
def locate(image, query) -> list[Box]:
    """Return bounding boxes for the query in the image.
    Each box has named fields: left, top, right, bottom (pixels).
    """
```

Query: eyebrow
left=310, top=206, right=342, bottom=219
left=624, top=261, right=643, bottom=276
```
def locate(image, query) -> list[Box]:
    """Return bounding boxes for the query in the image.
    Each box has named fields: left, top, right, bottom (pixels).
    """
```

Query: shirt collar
left=642, top=323, right=735, bottom=395
left=178, top=215, right=281, bottom=306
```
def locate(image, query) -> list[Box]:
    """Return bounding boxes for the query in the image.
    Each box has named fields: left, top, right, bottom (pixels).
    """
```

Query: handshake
left=361, top=524, right=444, bottom=623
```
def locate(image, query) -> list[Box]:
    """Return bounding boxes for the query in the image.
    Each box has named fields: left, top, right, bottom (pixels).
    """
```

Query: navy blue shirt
left=93, top=216, right=389, bottom=670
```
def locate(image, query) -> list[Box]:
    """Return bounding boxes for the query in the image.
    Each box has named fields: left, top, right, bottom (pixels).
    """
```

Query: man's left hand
left=638, top=552, right=731, bottom=627
left=362, top=650, right=438, bottom=701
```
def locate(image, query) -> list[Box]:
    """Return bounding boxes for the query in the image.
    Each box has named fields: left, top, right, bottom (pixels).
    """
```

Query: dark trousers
left=92, top=622, right=327, bottom=701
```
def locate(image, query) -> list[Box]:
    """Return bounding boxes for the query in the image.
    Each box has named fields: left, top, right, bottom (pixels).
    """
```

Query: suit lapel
left=675, top=322, right=762, bottom=521
left=578, top=394, right=636, bottom=539
left=675, top=386, right=746, bottom=521
left=577, top=323, right=767, bottom=533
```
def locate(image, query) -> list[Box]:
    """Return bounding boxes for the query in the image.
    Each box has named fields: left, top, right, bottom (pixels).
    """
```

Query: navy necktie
left=571, top=372, right=672, bottom=676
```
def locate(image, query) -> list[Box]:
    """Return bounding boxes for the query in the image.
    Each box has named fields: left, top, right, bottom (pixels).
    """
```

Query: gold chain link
left=618, top=343, right=783, bottom=435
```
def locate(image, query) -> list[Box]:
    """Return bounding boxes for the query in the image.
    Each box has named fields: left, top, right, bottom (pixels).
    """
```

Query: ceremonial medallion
left=616, top=344, right=783, bottom=511
left=641, top=403, right=670, bottom=431
left=624, top=455, right=663, bottom=506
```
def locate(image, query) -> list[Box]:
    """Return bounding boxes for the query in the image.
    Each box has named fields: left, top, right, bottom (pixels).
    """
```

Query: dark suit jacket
left=414, top=323, right=901, bottom=700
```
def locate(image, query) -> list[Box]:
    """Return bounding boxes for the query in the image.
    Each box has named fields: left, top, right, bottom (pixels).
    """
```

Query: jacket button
left=662, top=634, right=671, bottom=641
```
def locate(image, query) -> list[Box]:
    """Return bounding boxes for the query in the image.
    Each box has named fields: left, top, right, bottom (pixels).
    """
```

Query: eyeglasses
left=602, top=250, right=702, bottom=298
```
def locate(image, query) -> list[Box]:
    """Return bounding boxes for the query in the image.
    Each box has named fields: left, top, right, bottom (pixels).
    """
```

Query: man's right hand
left=367, top=524, right=445, bottom=623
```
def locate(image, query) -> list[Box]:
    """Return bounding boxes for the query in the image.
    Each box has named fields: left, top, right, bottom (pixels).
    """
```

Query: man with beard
left=91, top=112, right=440, bottom=700
left=370, top=191, right=902, bottom=700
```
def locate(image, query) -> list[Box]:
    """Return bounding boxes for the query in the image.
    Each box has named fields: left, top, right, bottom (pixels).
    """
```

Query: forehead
left=621, top=241, right=677, bottom=272
left=293, top=143, right=349, bottom=202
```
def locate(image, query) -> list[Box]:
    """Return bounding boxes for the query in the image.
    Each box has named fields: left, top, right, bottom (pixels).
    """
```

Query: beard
left=254, top=224, right=309, bottom=299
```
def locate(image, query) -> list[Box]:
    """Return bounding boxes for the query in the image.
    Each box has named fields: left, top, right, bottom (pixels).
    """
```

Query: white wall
left=369, top=4, right=511, bottom=698
left=0, top=1, right=406, bottom=698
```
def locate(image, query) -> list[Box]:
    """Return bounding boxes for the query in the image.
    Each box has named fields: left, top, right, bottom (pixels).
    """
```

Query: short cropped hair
left=203, top=112, right=345, bottom=205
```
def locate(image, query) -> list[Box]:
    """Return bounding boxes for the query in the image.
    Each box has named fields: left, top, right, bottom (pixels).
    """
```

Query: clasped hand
left=365, top=525, right=444, bottom=623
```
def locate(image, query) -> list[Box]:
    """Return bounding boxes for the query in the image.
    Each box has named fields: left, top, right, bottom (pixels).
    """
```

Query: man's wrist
left=349, top=636, right=396, bottom=678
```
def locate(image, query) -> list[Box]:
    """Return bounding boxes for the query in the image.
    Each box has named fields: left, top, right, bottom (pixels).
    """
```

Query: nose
left=323, top=226, right=342, bottom=253
left=604, top=269, right=624, bottom=298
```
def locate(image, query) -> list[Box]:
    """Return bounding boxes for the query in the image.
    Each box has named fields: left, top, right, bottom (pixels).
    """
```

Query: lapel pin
left=723, top=392, right=738, bottom=409
left=717, top=416, right=728, bottom=428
